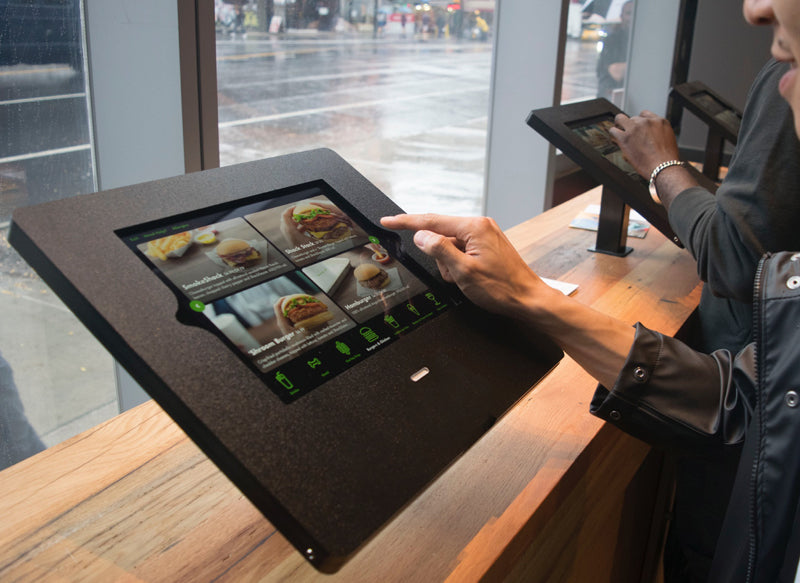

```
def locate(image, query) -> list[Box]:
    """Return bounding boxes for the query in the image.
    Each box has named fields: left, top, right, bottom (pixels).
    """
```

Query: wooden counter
left=0, top=189, right=702, bottom=582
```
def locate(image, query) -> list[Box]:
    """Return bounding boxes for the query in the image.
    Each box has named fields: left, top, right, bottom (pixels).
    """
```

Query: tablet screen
left=692, top=90, right=742, bottom=133
left=568, top=114, right=646, bottom=187
left=117, top=181, right=451, bottom=403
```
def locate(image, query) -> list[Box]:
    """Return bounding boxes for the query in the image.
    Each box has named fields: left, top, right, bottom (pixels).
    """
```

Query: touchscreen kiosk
left=527, top=98, right=718, bottom=251
left=9, top=148, right=563, bottom=572
left=118, top=184, right=441, bottom=404
left=670, top=81, right=742, bottom=181
left=670, top=80, right=742, bottom=144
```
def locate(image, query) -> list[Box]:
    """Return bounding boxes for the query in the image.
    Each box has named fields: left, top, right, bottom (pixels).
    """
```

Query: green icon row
left=237, top=290, right=446, bottom=396
left=189, top=294, right=438, bottom=317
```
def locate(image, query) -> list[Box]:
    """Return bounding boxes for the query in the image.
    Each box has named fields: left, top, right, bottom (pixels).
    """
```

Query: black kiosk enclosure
left=669, top=80, right=742, bottom=181
left=527, top=98, right=718, bottom=255
left=9, top=148, right=563, bottom=572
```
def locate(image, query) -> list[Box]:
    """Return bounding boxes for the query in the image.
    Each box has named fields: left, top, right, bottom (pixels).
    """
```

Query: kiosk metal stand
left=588, top=187, right=633, bottom=257
left=669, top=81, right=742, bottom=183
left=701, top=128, right=726, bottom=182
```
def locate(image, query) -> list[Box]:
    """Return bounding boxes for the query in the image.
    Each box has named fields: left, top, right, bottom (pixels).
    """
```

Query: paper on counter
left=541, top=277, right=579, bottom=296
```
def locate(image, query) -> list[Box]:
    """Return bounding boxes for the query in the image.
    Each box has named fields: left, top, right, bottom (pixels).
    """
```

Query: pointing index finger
left=380, top=213, right=467, bottom=239
left=614, top=112, right=630, bottom=125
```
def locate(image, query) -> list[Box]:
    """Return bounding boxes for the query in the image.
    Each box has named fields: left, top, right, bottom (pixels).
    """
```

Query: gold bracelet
left=648, top=160, right=686, bottom=204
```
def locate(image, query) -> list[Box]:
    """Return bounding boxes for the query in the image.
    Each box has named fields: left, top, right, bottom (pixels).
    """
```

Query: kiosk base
left=588, top=245, right=634, bottom=257
left=588, top=186, right=633, bottom=257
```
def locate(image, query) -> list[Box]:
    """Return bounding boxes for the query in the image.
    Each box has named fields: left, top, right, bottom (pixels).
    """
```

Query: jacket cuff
left=590, top=323, right=746, bottom=451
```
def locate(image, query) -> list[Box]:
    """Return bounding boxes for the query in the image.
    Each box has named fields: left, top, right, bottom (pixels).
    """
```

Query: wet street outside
left=216, top=33, right=599, bottom=216
left=217, top=33, right=495, bottom=217
left=0, top=34, right=600, bottom=221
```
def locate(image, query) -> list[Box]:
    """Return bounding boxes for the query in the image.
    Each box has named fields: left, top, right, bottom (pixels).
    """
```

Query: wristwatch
left=648, top=160, right=686, bottom=204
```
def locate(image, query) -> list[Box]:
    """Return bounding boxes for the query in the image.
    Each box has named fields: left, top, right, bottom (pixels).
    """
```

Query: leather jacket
left=591, top=251, right=800, bottom=582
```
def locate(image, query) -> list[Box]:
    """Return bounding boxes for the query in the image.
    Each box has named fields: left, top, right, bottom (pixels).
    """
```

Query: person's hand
left=608, top=62, right=626, bottom=82
left=382, top=214, right=638, bottom=389
left=379, top=214, right=558, bottom=316
left=609, top=110, right=681, bottom=178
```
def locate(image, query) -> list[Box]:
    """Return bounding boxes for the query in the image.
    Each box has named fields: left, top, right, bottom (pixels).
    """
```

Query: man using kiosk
left=382, top=0, right=800, bottom=579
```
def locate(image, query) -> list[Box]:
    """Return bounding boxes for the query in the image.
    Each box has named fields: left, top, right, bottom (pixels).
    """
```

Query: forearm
left=514, top=285, right=635, bottom=389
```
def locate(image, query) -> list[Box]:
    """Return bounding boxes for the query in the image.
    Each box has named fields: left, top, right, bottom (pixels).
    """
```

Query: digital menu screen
left=692, top=90, right=742, bottom=135
left=569, top=115, right=647, bottom=187
left=117, top=182, right=450, bottom=403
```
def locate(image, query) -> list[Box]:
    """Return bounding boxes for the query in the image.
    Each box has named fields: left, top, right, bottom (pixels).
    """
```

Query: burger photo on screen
left=353, top=263, right=391, bottom=290
left=280, top=294, right=334, bottom=330
left=291, top=201, right=353, bottom=242
left=215, top=238, right=261, bottom=268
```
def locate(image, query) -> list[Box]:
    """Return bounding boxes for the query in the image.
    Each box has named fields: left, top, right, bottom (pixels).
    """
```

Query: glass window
left=563, top=0, right=635, bottom=106
left=215, top=0, right=495, bottom=217
left=0, top=0, right=115, bottom=470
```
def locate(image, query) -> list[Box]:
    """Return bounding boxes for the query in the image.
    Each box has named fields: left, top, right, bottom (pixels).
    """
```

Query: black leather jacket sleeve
left=590, top=323, right=756, bottom=453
